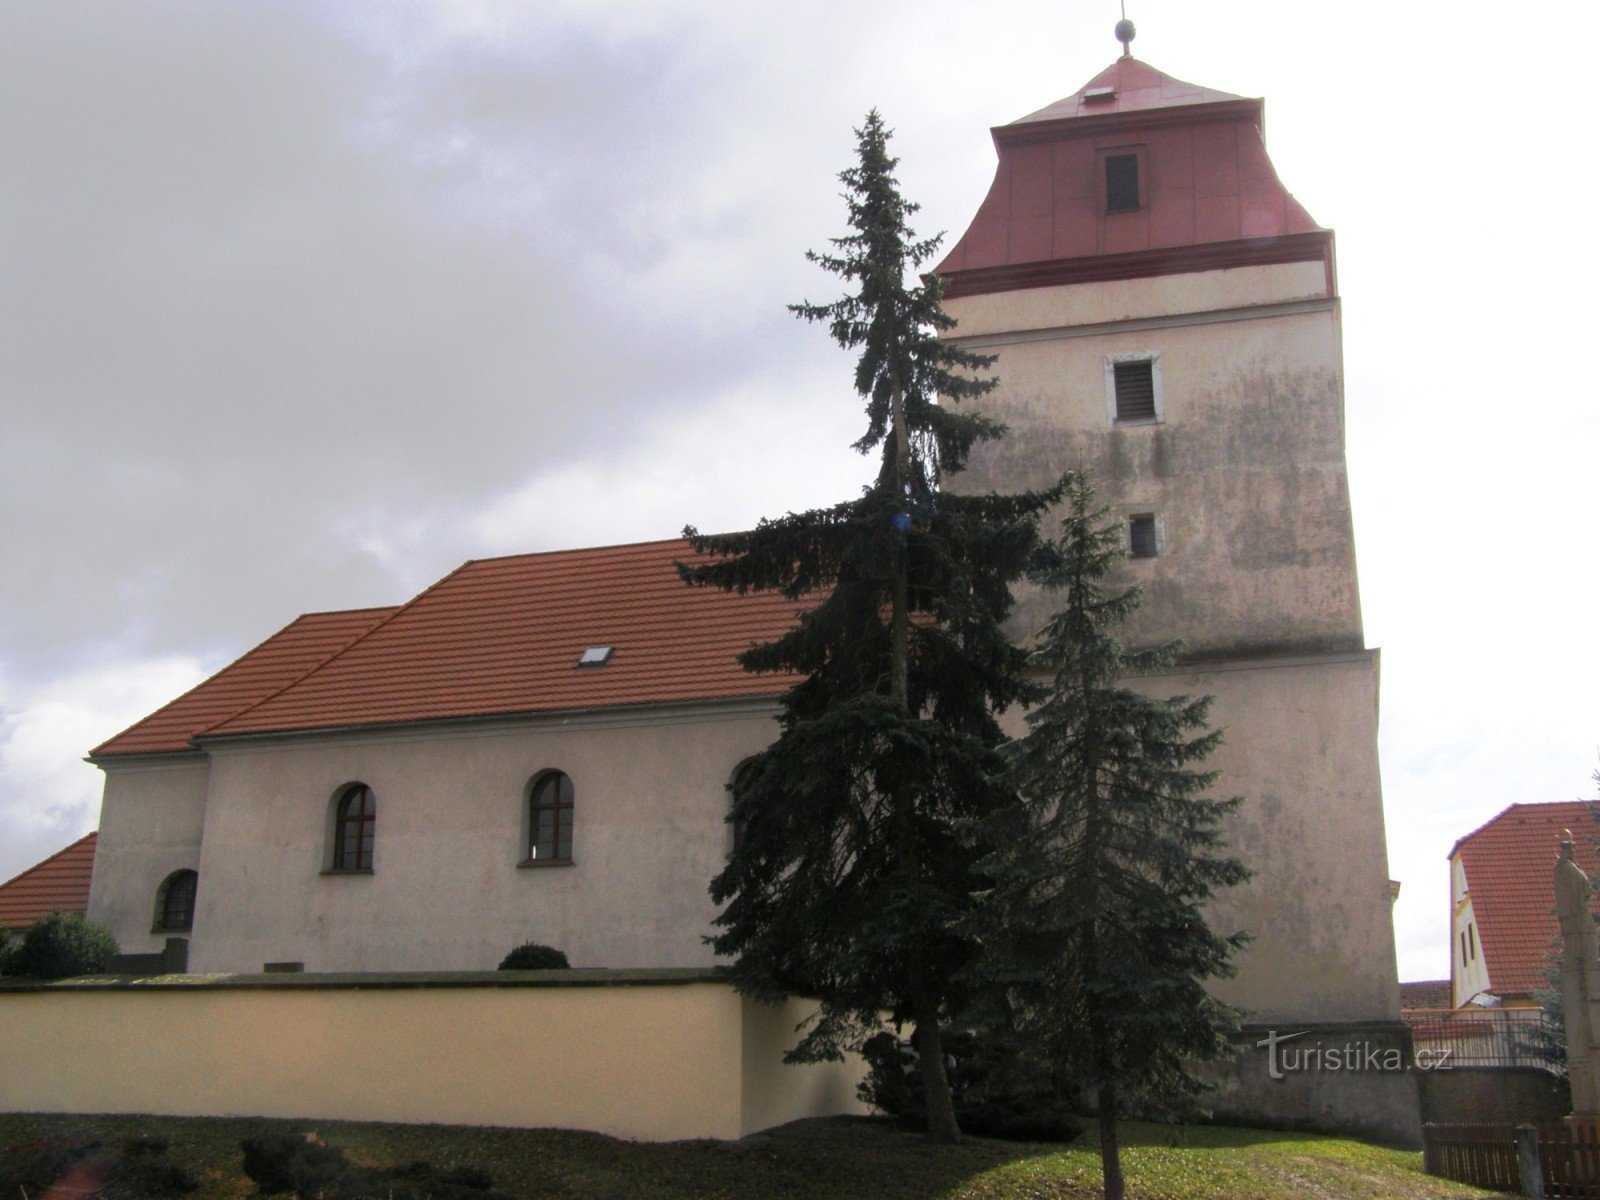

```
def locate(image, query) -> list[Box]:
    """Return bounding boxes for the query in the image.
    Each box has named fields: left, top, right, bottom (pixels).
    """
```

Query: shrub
left=0, top=1135, right=96, bottom=1200
left=240, top=1133, right=348, bottom=1196
left=858, top=1030, right=1085, bottom=1143
left=3, top=912, right=119, bottom=979
left=240, top=1134, right=500, bottom=1200
left=497, top=943, right=570, bottom=970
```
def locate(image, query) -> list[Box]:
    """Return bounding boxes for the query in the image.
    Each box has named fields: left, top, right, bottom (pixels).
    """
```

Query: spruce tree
left=680, top=110, right=1056, bottom=1141
left=987, top=473, right=1249, bottom=1198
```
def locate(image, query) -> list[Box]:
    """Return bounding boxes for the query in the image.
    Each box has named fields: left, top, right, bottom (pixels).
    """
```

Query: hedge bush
left=497, top=943, right=569, bottom=970
left=858, top=1030, right=1085, bottom=1143
left=0, top=912, right=118, bottom=980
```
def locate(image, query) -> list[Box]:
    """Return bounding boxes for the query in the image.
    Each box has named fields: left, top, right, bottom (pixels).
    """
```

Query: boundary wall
left=0, top=969, right=866, bottom=1142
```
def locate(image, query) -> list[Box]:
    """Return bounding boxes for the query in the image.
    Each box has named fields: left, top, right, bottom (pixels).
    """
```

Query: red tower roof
left=936, top=57, right=1329, bottom=298
left=1010, top=57, right=1245, bottom=125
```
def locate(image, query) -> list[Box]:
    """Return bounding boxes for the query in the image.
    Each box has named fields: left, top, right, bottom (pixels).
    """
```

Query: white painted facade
left=89, top=700, right=775, bottom=974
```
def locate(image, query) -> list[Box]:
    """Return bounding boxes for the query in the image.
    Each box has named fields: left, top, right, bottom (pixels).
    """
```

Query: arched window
left=527, top=771, right=574, bottom=864
left=154, top=869, right=197, bottom=933
left=333, top=783, right=376, bottom=871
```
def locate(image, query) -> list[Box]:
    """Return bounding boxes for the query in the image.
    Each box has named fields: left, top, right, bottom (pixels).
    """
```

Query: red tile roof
left=1453, top=801, right=1600, bottom=998
left=200, top=538, right=806, bottom=741
left=1399, top=979, right=1452, bottom=1012
left=0, top=832, right=97, bottom=931
left=91, top=607, right=399, bottom=758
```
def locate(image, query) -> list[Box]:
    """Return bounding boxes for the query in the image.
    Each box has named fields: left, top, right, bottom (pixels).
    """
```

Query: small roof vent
left=577, top=645, right=614, bottom=667
left=1083, top=86, right=1117, bottom=104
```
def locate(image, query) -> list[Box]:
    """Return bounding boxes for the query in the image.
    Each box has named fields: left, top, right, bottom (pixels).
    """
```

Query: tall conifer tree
left=680, top=111, right=1055, bottom=1141
left=985, top=473, right=1249, bottom=1198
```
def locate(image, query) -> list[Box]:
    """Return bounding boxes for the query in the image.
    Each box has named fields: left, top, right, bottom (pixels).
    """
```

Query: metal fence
left=1406, top=1007, right=1563, bottom=1074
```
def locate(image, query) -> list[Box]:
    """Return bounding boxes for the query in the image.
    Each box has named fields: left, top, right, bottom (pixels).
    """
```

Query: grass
left=0, top=1112, right=1503, bottom=1200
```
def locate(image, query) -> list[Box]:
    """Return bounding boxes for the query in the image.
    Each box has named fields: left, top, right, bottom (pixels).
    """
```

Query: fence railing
left=1423, top=1122, right=1522, bottom=1193
left=1424, top=1120, right=1600, bottom=1197
left=1405, top=1006, right=1563, bottom=1074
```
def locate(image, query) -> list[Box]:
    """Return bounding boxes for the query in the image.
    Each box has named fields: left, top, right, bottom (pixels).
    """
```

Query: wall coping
left=0, top=966, right=726, bottom=994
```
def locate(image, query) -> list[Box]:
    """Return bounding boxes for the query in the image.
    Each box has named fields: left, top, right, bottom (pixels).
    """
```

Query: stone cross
left=1554, top=832, right=1600, bottom=1115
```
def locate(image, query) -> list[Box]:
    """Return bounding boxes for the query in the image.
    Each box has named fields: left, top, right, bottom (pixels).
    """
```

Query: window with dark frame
left=1105, top=153, right=1140, bottom=213
left=1129, top=515, right=1158, bottom=559
left=529, top=771, right=575, bottom=863
left=333, top=783, right=376, bottom=871
left=154, top=869, right=197, bottom=932
left=1113, top=359, right=1157, bottom=422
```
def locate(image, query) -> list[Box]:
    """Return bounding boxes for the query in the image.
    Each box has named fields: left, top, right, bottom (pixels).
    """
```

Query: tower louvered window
left=1113, top=360, right=1157, bottom=422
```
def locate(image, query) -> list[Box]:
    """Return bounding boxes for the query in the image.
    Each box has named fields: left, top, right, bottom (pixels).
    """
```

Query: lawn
left=0, top=1112, right=1501, bottom=1200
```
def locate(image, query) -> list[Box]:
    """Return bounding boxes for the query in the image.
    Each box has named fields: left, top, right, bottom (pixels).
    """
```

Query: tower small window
left=1106, top=153, right=1140, bottom=213
left=1129, top=515, right=1158, bottom=559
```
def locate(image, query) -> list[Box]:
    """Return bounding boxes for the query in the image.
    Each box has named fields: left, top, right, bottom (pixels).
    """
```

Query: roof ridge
left=459, top=535, right=695, bottom=569
left=1451, top=799, right=1600, bottom=860
left=195, top=561, right=484, bottom=739
left=0, top=830, right=96, bottom=892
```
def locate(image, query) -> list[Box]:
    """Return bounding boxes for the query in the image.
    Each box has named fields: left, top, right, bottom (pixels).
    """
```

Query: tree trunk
left=889, top=379, right=910, bottom=704
left=1097, top=1083, right=1125, bottom=1200
left=887, top=374, right=958, bottom=1142
left=913, top=981, right=962, bottom=1143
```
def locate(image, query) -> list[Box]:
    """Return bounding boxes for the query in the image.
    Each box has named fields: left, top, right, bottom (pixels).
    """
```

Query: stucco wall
left=999, top=650, right=1399, bottom=1024
left=0, top=972, right=866, bottom=1141
left=86, top=759, right=209, bottom=955
left=945, top=264, right=1360, bottom=659
left=183, top=702, right=777, bottom=974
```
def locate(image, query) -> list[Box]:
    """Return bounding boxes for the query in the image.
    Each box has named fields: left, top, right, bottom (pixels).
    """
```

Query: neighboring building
left=83, top=48, right=1412, bottom=1138
left=1449, top=800, right=1600, bottom=1008
left=936, top=52, right=1399, bottom=1028
left=0, top=832, right=97, bottom=934
left=1401, top=980, right=1452, bottom=1014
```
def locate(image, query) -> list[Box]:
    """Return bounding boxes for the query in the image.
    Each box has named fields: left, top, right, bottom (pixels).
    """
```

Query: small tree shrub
left=114, top=1135, right=198, bottom=1196
left=0, top=1134, right=95, bottom=1199
left=497, top=943, right=569, bottom=970
left=240, top=1133, right=349, bottom=1196
left=858, top=1031, right=1085, bottom=1142
left=240, top=1133, right=499, bottom=1199
left=3, top=912, right=119, bottom=979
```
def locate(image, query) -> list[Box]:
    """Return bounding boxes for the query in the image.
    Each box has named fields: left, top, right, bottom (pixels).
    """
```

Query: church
left=81, top=46, right=1411, bottom=1138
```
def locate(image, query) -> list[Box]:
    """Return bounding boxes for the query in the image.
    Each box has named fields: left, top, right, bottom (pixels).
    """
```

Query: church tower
left=940, top=47, right=1411, bottom=1135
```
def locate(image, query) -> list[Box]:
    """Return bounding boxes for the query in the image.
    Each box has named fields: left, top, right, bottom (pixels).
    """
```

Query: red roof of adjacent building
left=113, top=537, right=798, bottom=744
left=0, top=832, right=97, bottom=931
left=1399, top=979, right=1452, bottom=1012
left=936, top=56, right=1327, bottom=298
left=91, top=607, right=399, bottom=758
left=1453, top=801, right=1600, bottom=998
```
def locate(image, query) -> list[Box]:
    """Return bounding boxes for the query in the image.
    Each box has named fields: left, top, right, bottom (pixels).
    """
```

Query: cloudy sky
left=2, top=0, right=1596, bottom=984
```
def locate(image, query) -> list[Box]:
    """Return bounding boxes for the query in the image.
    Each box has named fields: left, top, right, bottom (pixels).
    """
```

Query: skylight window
left=1083, top=86, right=1116, bottom=104
left=577, top=646, right=614, bottom=667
